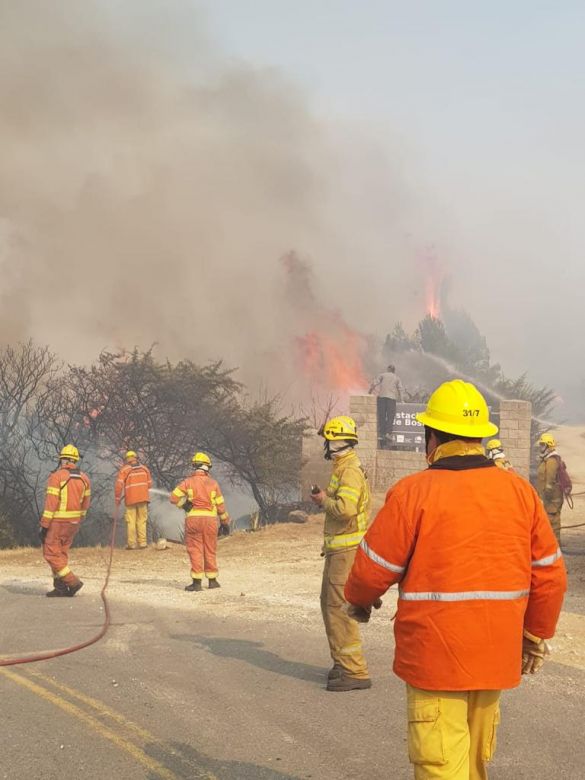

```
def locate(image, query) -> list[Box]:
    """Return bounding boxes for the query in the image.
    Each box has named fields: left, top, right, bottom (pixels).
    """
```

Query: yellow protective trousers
left=547, top=509, right=561, bottom=544
left=320, top=548, right=369, bottom=679
left=406, top=685, right=501, bottom=780
left=125, top=502, right=148, bottom=548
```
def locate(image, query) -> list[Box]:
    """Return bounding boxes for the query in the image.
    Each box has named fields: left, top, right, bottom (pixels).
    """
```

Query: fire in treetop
left=282, top=251, right=369, bottom=394
left=296, top=321, right=369, bottom=394
left=420, top=246, right=446, bottom=319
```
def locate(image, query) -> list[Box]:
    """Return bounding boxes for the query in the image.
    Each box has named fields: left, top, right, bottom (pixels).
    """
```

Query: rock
left=287, top=510, right=309, bottom=524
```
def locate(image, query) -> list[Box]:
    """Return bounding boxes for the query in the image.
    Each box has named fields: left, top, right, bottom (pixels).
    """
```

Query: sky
left=0, top=1, right=583, bottom=417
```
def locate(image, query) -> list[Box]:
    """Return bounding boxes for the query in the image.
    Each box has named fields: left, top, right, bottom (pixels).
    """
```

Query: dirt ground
left=2, top=508, right=585, bottom=673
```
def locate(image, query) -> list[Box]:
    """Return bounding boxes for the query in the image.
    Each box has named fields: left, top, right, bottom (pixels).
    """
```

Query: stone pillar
left=498, top=400, right=532, bottom=479
left=349, top=395, right=378, bottom=484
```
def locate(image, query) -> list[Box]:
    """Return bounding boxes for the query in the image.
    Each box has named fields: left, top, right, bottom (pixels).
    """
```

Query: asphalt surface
left=1, top=581, right=585, bottom=780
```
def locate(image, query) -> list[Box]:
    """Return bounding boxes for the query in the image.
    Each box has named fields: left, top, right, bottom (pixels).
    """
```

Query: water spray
left=418, top=350, right=557, bottom=428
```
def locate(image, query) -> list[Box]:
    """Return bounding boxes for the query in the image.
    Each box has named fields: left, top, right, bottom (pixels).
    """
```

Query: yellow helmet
left=192, top=452, right=212, bottom=468
left=416, top=380, right=498, bottom=438
left=125, top=450, right=137, bottom=461
left=486, top=439, right=502, bottom=451
left=60, top=444, right=80, bottom=462
left=539, top=433, right=556, bottom=448
left=320, top=416, right=358, bottom=442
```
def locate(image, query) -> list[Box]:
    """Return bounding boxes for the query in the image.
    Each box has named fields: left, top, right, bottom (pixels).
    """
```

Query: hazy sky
left=200, top=1, right=585, bottom=399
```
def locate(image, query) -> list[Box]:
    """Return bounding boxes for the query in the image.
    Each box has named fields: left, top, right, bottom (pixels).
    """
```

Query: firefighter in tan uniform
left=311, top=416, right=372, bottom=691
left=486, top=439, right=514, bottom=471
left=536, top=433, right=563, bottom=543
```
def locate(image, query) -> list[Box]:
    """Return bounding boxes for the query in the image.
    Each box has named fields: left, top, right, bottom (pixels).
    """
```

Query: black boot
left=66, top=580, right=84, bottom=597
left=327, top=674, right=372, bottom=692
left=46, top=578, right=69, bottom=598
left=185, top=579, right=203, bottom=592
left=208, top=579, right=221, bottom=590
left=327, top=663, right=343, bottom=681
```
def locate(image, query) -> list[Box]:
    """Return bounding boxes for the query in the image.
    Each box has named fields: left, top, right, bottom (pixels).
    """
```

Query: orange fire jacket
left=41, top=463, right=91, bottom=527
left=115, top=463, right=152, bottom=506
left=344, top=441, right=567, bottom=691
left=170, top=472, right=229, bottom=522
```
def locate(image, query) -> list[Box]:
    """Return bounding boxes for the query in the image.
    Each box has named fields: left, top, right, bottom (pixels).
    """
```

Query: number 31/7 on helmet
left=416, top=380, right=498, bottom=438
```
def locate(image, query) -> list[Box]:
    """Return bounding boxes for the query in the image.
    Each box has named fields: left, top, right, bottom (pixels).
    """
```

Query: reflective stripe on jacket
left=41, top=464, right=91, bottom=527
left=170, top=472, right=228, bottom=520
left=344, top=440, right=567, bottom=691
left=115, top=463, right=152, bottom=506
left=322, top=450, right=370, bottom=552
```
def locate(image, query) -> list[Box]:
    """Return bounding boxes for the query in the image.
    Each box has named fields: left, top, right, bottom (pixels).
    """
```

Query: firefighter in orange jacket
left=115, top=450, right=152, bottom=549
left=170, top=452, right=230, bottom=592
left=344, top=380, right=567, bottom=780
left=40, top=444, right=91, bottom=597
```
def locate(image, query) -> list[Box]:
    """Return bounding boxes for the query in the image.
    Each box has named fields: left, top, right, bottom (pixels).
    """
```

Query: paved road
left=1, top=585, right=585, bottom=780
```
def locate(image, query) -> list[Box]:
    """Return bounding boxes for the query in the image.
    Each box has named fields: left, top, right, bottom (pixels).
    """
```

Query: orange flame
left=297, top=322, right=368, bottom=393
left=421, top=246, right=445, bottom=318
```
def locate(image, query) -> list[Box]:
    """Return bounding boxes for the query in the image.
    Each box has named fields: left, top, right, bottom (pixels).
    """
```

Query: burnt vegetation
left=0, top=343, right=306, bottom=548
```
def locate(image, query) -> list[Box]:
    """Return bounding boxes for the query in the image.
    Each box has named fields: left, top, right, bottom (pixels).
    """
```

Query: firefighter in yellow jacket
left=486, top=439, right=514, bottom=471
left=311, top=416, right=372, bottom=691
left=536, top=433, right=563, bottom=542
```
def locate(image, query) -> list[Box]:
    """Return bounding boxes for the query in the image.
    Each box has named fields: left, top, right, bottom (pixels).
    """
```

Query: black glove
left=39, top=526, right=48, bottom=544
left=218, top=523, right=230, bottom=537
left=182, top=500, right=193, bottom=513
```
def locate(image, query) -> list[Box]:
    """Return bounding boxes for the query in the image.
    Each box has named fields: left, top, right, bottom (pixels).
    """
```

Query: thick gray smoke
left=0, top=0, right=429, bottom=393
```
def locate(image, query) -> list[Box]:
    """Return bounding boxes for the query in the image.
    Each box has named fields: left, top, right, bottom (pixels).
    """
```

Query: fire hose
left=0, top=508, right=118, bottom=667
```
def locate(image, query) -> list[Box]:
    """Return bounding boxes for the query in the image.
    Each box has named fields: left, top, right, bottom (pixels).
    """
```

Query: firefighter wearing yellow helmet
left=114, top=450, right=153, bottom=550
left=486, top=439, right=514, bottom=471
left=311, top=415, right=372, bottom=691
left=536, top=433, right=563, bottom=542
left=343, top=380, right=566, bottom=778
left=40, top=444, right=90, bottom=597
left=170, top=451, right=231, bottom=591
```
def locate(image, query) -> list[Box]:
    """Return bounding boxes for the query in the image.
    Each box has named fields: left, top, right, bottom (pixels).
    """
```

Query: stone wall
left=300, top=395, right=533, bottom=497
left=497, top=400, right=532, bottom=479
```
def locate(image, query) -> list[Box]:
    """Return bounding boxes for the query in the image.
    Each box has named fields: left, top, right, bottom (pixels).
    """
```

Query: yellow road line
left=0, top=667, right=178, bottom=780
left=24, top=668, right=154, bottom=742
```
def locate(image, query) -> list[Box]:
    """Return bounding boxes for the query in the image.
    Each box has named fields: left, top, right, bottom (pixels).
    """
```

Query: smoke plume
left=0, top=0, right=428, bottom=394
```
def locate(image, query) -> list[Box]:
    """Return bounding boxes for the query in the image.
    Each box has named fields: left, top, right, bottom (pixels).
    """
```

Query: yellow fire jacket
left=536, top=455, right=563, bottom=514
left=322, top=450, right=370, bottom=553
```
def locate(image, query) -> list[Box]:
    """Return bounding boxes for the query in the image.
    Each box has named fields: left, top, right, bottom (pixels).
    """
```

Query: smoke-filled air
left=1, top=1, right=584, bottom=417
left=0, top=1, right=421, bottom=394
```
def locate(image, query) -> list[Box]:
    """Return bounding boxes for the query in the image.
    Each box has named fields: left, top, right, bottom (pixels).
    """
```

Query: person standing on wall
left=115, top=450, right=153, bottom=550
left=344, top=380, right=566, bottom=779
left=369, top=364, right=404, bottom=449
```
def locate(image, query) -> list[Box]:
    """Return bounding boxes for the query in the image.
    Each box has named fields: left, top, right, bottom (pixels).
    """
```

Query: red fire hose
left=0, top=510, right=118, bottom=667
